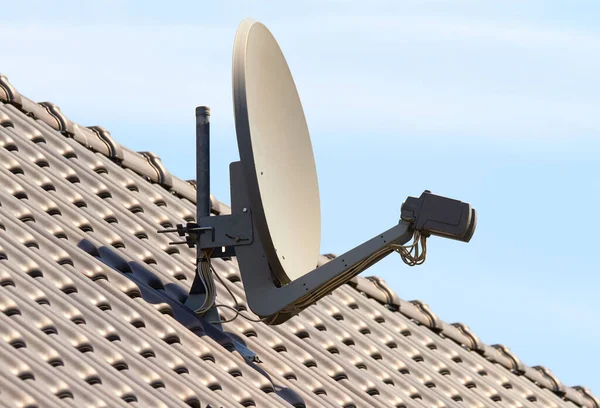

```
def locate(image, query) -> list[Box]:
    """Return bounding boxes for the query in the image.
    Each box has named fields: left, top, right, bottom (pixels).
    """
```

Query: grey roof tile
left=0, top=74, right=596, bottom=408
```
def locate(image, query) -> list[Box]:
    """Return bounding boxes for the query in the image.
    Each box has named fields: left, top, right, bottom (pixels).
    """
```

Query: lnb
left=401, top=191, right=477, bottom=243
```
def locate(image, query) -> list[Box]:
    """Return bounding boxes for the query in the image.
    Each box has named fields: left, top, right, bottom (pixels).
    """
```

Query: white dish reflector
left=233, top=19, right=321, bottom=282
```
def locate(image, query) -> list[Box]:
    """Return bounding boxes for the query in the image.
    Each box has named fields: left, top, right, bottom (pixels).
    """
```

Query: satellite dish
left=160, top=18, right=477, bottom=325
left=232, top=19, right=321, bottom=283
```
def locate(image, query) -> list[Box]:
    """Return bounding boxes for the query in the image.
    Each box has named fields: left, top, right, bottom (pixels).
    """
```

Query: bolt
left=242, top=207, right=248, bottom=213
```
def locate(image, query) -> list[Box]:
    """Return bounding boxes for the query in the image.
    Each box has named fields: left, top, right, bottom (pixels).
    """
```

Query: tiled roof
left=0, top=73, right=596, bottom=408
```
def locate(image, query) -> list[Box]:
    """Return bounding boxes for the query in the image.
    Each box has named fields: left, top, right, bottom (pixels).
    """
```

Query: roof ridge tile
left=139, top=151, right=173, bottom=189
left=88, top=126, right=124, bottom=161
left=0, top=74, right=22, bottom=107
left=38, top=102, right=75, bottom=136
left=574, top=386, right=600, bottom=408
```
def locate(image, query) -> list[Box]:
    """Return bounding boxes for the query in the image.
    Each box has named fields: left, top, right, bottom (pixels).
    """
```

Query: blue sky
left=3, top=0, right=600, bottom=394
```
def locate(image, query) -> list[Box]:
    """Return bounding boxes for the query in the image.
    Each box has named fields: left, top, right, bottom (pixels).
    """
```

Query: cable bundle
left=194, top=249, right=217, bottom=315
left=390, top=230, right=427, bottom=266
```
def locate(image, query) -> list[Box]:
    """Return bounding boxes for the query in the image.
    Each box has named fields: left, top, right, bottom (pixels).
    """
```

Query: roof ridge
left=1, top=72, right=596, bottom=408
left=0, top=74, right=226, bottom=216
left=346, top=273, right=598, bottom=407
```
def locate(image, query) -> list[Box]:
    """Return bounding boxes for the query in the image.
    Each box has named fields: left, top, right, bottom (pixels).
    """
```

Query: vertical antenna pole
left=196, top=106, right=211, bottom=219
left=188, top=106, right=221, bottom=326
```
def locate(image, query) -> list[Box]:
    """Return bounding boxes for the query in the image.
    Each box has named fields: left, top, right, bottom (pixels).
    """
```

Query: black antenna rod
left=196, top=106, right=211, bottom=219
left=187, top=105, right=219, bottom=322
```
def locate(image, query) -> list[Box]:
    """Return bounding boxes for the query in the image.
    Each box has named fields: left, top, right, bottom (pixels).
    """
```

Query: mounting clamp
left=158, top=211, right=254, bottom=258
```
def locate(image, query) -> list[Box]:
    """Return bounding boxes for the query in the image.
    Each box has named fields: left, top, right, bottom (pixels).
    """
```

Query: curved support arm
left=230, top=161, right=414, bottom=324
